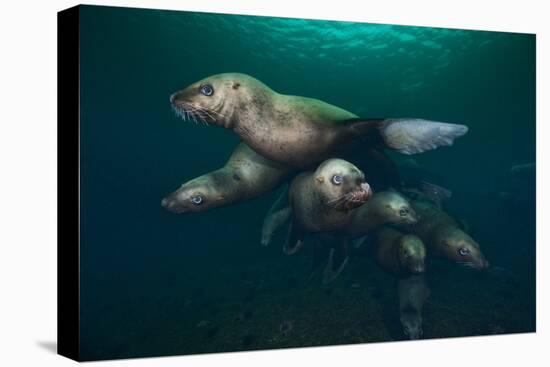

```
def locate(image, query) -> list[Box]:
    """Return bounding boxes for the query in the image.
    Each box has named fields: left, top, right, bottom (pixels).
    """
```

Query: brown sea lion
left=161, top=142, right=291, bottom=213
left=170, top=73, right=468, bottom=169
left=284, top=159, right=372, bottom=255
left=407, top=199, right=489, bottom=270
left=372, top=227, right=426, bottom=277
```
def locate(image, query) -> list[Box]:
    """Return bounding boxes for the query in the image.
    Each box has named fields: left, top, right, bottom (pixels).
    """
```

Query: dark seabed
left=77, top=5, right=535, bottom=361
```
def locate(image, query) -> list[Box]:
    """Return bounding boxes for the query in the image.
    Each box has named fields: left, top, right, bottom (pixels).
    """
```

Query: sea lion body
left=161, top=142, right=291, bottom=213
left=408, top=199, right=489, bottom=270
left=373, top=227, right=426, bottom=277
left=171, top=73, right=468, bottom=169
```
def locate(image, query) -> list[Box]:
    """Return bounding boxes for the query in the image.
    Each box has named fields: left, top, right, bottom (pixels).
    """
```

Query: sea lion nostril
left=161, top=198, right=170, bottom=208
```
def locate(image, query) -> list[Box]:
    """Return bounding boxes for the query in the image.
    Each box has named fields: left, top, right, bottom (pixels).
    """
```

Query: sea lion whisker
left=193, top=105, right=219, bottom=123
left=203, top=106, right=227, bottom=119
left=179, top=104, right=213, bottom=126
left=192, top=109, right=210, bottom=126
left=326, top=194, right=349, bottom=205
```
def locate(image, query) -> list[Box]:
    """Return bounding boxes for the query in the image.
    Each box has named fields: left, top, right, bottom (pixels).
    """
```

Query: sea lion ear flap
left=315, top=176, right=324, bottom=184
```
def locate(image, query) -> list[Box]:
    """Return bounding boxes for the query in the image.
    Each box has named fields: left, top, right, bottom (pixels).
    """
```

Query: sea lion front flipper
left=261, top=185, right=291, bottom=246
left=349, top=118, right=468, bottom=155
left=306, top=236, right=330, bottom=281
left=322, top=239, right=349, bottom=284
left=352, top=235, right=369, bottom=249
left=283, top=220, right=305, bottom=255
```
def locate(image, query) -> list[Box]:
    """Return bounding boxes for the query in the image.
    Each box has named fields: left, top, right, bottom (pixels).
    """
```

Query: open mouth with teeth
left=337, top=183, right=373, bottom=210
left=328, top=182, right=372, bottom=210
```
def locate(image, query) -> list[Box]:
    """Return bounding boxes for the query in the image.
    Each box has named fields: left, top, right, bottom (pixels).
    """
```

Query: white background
left=0, top=0, right=548, bottom=365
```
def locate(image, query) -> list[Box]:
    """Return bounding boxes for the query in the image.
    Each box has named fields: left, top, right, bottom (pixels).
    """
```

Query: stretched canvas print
left=58, top=4, right=536, bottom=361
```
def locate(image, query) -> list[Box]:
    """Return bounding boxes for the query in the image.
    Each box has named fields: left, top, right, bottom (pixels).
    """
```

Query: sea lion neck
left=358, top=199, right=389, bottom=230
left=231, top=86, right=277, bottom=133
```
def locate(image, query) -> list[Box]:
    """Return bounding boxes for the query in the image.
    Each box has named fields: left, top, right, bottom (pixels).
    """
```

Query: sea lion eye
left=458, top=247, right=470, bottom=256
left=200, top=84, right=214, bottom=96
left=332, top=175, right=343, bottom=185
left=191, top=195, right=203, bottom=205
left=399, top=208, right=409, bottom=216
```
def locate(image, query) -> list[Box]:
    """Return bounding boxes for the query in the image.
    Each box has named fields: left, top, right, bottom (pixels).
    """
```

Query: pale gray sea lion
left=170, top=73, right=468, bottom=169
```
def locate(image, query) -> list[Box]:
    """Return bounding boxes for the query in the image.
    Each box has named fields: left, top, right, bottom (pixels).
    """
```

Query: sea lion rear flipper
left=322, top=239, right=349, bottom=284
left=283, top=220, right=305, bottom=255
left=348, top=118, right=468, bottom=155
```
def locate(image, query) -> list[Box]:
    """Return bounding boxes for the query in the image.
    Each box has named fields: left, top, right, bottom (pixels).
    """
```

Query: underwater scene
left=78, top=5, right=536, bottom=361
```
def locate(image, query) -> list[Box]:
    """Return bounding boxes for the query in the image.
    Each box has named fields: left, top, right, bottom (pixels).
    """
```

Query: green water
left=77, top=5, right=535, bottom=361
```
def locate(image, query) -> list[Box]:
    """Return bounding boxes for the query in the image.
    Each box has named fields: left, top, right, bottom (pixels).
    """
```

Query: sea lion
left=161, top=142, right=291, bottom=213
left=398, top=274, right=430, bottom=340
left=170, top=73, right=468, bottom=169
left=346, top=191, right=419, bottom=239
left=372, top=227, right=426, bottom=277
left=407, top=199, right=490, bottom=270
left=284, top=158, right=372, bottom=255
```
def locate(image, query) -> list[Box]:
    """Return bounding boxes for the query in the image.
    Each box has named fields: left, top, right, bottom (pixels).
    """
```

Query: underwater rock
left=279, top=320, right=294, bottom=336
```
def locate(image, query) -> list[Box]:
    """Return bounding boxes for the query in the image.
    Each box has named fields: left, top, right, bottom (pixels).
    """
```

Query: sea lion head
left=314, top=159, right=372, bottom=211
left=400, top=310, right=423, bottom=340
left=375, top=191, right=418, bottom=225
left=161, top=172, right=230, bottom=214
left=398, top=234, right=426, bottom=274
left=434, top=227, right=489, bottom=270
left=170, top=73, right=270, bottom=129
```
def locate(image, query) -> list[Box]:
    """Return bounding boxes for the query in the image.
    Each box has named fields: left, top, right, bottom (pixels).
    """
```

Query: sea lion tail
left=378, top=118, right=468, bottom=155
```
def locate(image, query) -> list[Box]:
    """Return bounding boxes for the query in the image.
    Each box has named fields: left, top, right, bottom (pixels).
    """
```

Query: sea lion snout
left=478, top=258, right=490, bottom=270
left=344, top=182, right=372, bottom=209
left=407, top=208, right=419, bottom=224
left=161, top=189, right=194, bottom=214
left=161, top=196, right=182, bottom=213
left=357, top=182, right=373, bottom=202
